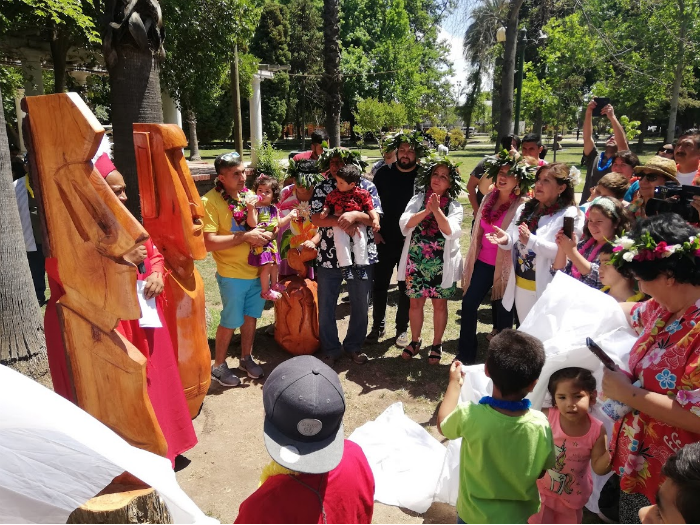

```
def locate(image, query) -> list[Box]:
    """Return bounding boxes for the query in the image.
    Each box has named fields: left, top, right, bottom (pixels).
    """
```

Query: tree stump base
left=67, top=483, right=172, bottom=524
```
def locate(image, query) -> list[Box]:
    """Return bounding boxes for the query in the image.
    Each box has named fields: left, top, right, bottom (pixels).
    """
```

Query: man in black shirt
left=368, top=132, right=425, bottom=347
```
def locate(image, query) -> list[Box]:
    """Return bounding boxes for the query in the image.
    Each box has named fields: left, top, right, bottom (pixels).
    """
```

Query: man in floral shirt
left=311, top=149, right=382, bottom=366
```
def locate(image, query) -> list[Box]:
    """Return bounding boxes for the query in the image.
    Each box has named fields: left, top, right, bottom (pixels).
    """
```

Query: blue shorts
left=216, top=274, right=265, bottom=329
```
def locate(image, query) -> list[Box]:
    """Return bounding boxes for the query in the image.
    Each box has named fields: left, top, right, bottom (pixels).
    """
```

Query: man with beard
left=579, top=100, right=628, bottom=204
left=674, top=129, right=700, bottom=185
left=367, top=131, right=426, bottom=347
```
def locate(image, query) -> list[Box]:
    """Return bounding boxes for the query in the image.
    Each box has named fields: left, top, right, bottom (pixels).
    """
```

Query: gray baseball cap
left=263, top=355, right=346, bottom=474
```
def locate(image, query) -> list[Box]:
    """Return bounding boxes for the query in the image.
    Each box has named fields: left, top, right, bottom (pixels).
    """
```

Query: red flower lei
left=481, top=190, right=516, bottom=225
left=215, top=179, right=250, bottom=226
left=519, top=201, right=565, bottom=234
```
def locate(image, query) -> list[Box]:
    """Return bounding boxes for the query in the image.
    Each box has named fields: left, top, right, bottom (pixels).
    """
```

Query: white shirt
left=677, top=170, right=697, bottom=185
left=499, top=203, right=584, bottom=311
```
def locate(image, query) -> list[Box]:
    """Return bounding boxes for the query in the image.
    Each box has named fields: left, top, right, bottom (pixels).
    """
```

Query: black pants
left=372, top=241, right=410, bottom=334
left=457, top=260, right=513, bottom=364
left=26, top=248, right=46, bottom=303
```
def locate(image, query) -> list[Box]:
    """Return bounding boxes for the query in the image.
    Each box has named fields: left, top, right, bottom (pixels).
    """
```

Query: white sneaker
left=396, top=331, right=410, bottom=347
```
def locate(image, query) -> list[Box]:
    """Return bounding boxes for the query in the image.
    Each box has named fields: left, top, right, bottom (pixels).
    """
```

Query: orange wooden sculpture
left=24, top=93, right=166, bottom=456
left=132, top=124, right=211, bottom=417
left=274, top=245, right=320, bottom=355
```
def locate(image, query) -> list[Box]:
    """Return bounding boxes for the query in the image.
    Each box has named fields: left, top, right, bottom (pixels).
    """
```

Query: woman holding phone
left=487, top=163, right=583, bottom=322
left=551, top=196, right=630, bottom=290
left=602, top=214, right=700, bottom=523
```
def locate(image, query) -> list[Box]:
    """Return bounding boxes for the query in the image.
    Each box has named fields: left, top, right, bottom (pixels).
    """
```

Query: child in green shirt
left=438, top=329, right=555, bottom=524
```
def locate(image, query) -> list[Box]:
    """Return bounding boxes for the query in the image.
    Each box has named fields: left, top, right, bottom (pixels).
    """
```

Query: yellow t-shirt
left=202, top=187, right=260, bottom=280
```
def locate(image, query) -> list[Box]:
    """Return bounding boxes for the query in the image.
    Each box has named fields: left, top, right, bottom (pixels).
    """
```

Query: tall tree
left=496, top=0, right=525, bottom=147
left=102, top=0, right=165, bottom=219
left=250, top=2, right=291, bottom=141
left=461, top=0, right=509, bottom=137
left=322, top=0, right=341, bottom=145
left=0, top=83, right=48, bottom=381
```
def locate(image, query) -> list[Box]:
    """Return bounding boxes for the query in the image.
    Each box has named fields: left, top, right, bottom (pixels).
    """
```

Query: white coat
left=499, top=203, right=583, bottom=311
left=397, top=193, right=464, bottom=290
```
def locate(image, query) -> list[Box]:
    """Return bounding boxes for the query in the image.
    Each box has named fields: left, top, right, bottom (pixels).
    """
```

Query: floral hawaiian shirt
left=310, top=177, right=382, bottom=268
left=610, top=298, right=700, bottom=502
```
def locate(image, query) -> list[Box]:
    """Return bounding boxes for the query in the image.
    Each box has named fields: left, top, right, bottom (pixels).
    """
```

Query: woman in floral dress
left=603, top=213, right=700, bottom=523
left=397, top=156, right=464, bottom=364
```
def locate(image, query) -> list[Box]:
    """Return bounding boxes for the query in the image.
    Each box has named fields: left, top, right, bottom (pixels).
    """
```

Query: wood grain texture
left=24, top=93, right=166, bottom=456
left=67, top=484, right=172, bottom=524
left=133, top=124, right=211, bottom=417
left=274, top=275, right=320, bottom=355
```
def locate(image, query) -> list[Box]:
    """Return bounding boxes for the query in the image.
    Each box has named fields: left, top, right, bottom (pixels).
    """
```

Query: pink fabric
left=476, top=214, right=506, bottom=265
left=116, top=239, right=197, bottom=466
left=532, top=409, right=602, bottom=522
left=292, top=150, right=316, bottom=161
left=95, top=153, right=116, bottom=178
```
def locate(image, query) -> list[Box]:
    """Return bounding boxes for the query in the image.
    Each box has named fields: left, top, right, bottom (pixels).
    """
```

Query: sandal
left=272, top=282, right=287, bottom=293
left=401, top=340, right=422, bottom=360
left=427, top=344, right=443, bottom=365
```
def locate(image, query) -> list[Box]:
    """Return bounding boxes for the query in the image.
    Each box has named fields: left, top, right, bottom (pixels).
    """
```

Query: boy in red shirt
left=235, top=355, right=375, bottom=524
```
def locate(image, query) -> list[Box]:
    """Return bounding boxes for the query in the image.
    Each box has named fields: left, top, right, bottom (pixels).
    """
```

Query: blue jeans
left=317, top=265, right=373, bottom=357
left=457, top=259, right=513, bottom=364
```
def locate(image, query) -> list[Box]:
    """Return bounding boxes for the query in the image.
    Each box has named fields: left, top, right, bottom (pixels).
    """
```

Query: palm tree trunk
left=322, top=0, right=341, bottom=147
left=186, top=109, right=201, bottom=161
left=666, top=0, right=686, bottom=144
left=109, top=45, right=164, bottom=219
left=0, top=84, right=48, bottom=380
left=497, top=0, right=525, bottom=147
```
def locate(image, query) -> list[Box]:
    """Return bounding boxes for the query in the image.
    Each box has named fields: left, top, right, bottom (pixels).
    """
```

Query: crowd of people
left=11, top=114, right=700, bottom=523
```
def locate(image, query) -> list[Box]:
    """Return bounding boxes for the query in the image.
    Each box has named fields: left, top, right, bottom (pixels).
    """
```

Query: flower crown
left=317, top=147, right=368, bottom=173
left=483, top=149, right=537, bottom=195
left=416, top=153, right=465, bottom=200
left=382, top=130, right=429, bottom=158
left=286, top=159, right=324, bottom=189
left=609, top=232, right=700, bottom=267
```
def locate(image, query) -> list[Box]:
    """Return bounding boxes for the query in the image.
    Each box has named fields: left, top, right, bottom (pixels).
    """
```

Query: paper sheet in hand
left=137, top=280, right=162, bottom=328
left=0, top=365, right=216, bottom=524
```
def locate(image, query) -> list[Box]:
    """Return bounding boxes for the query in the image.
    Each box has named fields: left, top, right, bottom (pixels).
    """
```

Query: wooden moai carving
left=133, top=124, right=211, bottom=417
left=274, top=275, right=321, bottom=355
left=24, top=93, right=166, bottom=456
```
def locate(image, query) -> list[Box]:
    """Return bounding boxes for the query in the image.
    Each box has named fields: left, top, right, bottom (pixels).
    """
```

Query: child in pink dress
left=529, top=367, right=612, bottom=524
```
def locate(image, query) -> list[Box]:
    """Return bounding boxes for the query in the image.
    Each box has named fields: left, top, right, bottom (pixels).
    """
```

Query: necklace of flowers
left=597, top=152, right=613, bottom=172
left=519, top=200, right=564, bottom=234
left=481, top=190, right=516, bottom=224
left=610, top=232, right=700, bottom=268
left=570, top=237, right=606, bottom=280
left=215, top=179, right=250, bottom=226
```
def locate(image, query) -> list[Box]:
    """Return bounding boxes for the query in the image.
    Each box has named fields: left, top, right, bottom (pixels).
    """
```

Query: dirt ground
left=175, top=289, right=466, bottom=524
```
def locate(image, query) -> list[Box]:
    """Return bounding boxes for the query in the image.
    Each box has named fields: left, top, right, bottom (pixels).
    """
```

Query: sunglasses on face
left=662, top=148, right=674, bottom=154
left=638, top=172, right=660, bottom=182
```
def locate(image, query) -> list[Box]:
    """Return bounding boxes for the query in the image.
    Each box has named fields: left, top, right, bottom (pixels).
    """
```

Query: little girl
left=529, top=367, right=611, bottom=524
left=552, top=196, right=629, bottom=290
left=246, top=175, right=296, bottom=301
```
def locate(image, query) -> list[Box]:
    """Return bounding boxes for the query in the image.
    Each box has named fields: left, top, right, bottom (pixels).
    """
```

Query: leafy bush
left=252, top=136, right=285, bottom=182
left=448, top=128, right=466, bottom=149
left=426, top=126, right=447, bottom=145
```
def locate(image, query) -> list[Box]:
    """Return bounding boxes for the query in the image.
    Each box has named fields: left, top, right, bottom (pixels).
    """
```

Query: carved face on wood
left=133, top=124, right=207, bottom=275
left=24, top=93, right=147, bottom=329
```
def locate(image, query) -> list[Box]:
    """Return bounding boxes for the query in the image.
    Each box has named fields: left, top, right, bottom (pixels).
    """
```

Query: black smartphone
left=563, top=216, right=574, bottom=239
left=592, top=97, right=611, bottom=117
left=586, top=337, right=616, bottom=371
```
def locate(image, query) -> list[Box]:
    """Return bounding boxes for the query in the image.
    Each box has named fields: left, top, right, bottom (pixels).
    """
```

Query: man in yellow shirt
left=202, top=153, right=273, bottom=386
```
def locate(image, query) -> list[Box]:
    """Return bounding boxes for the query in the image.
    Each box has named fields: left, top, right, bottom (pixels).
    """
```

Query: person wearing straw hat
left=626, top=156, right=678, bottom=221
left=235, top=355, right=375, bottom=524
